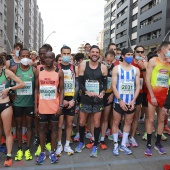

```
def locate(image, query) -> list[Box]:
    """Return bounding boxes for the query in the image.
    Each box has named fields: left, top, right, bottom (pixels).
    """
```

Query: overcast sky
left=37, top=0, right=106, bottom=54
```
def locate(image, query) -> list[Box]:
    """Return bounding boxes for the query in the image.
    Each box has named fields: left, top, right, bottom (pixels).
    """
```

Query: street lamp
left=44, top=31, right=56, bottom=44
left=163, top=30, right=170, bottom=41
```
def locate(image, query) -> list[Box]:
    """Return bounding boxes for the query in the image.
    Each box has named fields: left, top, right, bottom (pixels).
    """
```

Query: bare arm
left=34, top=69, right=39, bottom=116
left=112, top=66, right=120, bottom=99
left=133, top=68, right=140, bottom=102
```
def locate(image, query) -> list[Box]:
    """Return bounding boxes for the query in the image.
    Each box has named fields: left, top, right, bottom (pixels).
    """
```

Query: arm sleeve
left=164, top=87, right=170, bottom=109
left=102, top=75, right=107, bottom=91
left=79, top=75, right=87, bottom=93
left=73, top=77, right=79, bottom=101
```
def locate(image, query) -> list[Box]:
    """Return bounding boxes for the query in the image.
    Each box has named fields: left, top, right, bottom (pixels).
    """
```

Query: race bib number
left=107, top=77, right=112, bottom=89
left=85, top=81, right=99, bottom=95
left=157, top=74, right=169, bottom=87
left=140, top=78, right=143, bottom=89
left=64, top=80, right=74, bottom=93
left=40, top=86, right=56, bottom=100
left=17, top=81, right=32, bottom=95
left=119, top=81, right=134, bottom=95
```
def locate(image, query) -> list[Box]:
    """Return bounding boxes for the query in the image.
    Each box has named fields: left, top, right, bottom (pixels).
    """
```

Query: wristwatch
left=118, top=98, right=122, bottom=102
left=8, top=87, right=13, bottom=93
left=59, top=104, right=64, bottom=108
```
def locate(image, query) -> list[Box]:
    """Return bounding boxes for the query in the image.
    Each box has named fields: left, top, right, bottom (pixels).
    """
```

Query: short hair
left=159, top=41, right=170, bottom=49
left=0, top=54, right=5, bottom=65
left=121, top=48, right=133, bottom=56
left=107, top=43, right=116, bottom=50
left=56, top=54, right=61, bottom=62
left=105, top=50, right=115, bottom=57
left=116, top=48, right=121, bottom=51
left=134, top=45, right=145, bottom=51
left=42, top=44, right=53, bottom=51
left=14, top=42, right=23, bottom=50
left=46, top=52, right=55, bottom=57
left=39, top=47, right=48, bottom=52
left=19, top=49, right=30, bottom=56
left=60, top=46, right=71, bottom=53
left=74, top=53, right=84, bottom=61
left=85, top=43, right=91, bottom=47
left=89, top=45, right=100, bottom=52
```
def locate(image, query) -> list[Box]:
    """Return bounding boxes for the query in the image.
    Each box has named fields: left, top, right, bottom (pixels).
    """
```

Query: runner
left=56, top=46, right=79, bottom=156
left=75, top=45, right=108, bottom=157
left=84, top=43, right=91, bottom=59
left=10, top=49, right=36, bottom=161
left=35, top=52, right=64, bottom=165
left=112, top=48, right=140, bottom=156
left=0, top=55, right=25, bottom=167
left=145, top=41, right=170, bottom=156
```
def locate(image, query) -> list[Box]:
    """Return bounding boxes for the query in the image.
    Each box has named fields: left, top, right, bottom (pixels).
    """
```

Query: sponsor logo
left=159, top=69, right=168, bottom=74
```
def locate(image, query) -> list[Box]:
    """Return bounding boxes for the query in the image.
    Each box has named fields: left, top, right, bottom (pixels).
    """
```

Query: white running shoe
left=55, top=144, right=63, bottom=156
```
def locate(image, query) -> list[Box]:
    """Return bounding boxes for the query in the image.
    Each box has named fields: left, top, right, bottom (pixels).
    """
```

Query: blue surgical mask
left=104, top=61, right=112, bottom=68
left=15, top=50, right=19, bottom=57
left=124, top=56, right=133, bottom=64
left=62, top=56, right=71, bottom=63
left=135, top=56, right=143, bottom=61
left=165, top=51, right=170, bottom=58
left=115, top=55, right=120, bottom=60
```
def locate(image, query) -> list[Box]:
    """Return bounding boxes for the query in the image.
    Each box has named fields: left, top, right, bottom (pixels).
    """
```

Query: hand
left=63, top=100, right=69, bottom=107
left=107, top=93, right=114, bottom=104
left=162, top=107, right=169, bottom=116
left=34, top=107, right=39, bottom=117
left=1, top=88, right=9, bottom=99
left=55, top=107, right=63, bottom=117
left=138, top=60, right=145, bottom=69
left=151, top=96, right=158, bottom=106
left=67, top=100, right=75, bottom=109
left=98, top=91, right=105, bottom=99
left=119, top=100, right=128, bottom=111
left=86, top=91, right=98, bottom=97
left=128, top=100, right=135, bottom=111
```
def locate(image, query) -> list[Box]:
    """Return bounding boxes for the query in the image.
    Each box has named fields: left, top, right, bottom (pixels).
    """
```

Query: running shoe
left=64, top=145, right=74, bottom=155
left=144, top=145, right=152, bottom=156
left=154, top=143, right=166, bottom=155
left=108, top=134, right=114, bottom=141
left=164, top=126, right=170, bottom=135
left=1, top=136, right=6, bottom=144
left=155, top=132, right=167, bottom=141
left=86, top=140, right=94, bottom=149
left=71, top=131, right=75, bottom=137
left=129, top=137, right=138, bottom=147
left=105, top=129, right=110, bottom=137
left=75, top=142, right=85, bottom=153
left=12, top=135, right=17, bottom=141
left=118, top=130, right=123, bottom=138
left=0, top=145, right=7, bottom=154
left=90, top=146, right=98, bottom=158
left=135, top=128, right=141, bottom=135
left=33, top=136, right=39, bottom=146
left=15, top=149, right=23, bottom=161
left=25, top=149, right=32, bottom=160
left=22, top=135, right=27, bottom=144
left=4, top=156, right=12, bottom=167
left=72, top=123, right=76, bottom=128
left=85, top=132, right=92, bottom=139
left=100, top=141, right=107, bottom=150
left=45, top=142, right=51, bottom=152
left=36, top=152, right=46, bottom=165
left=55, top=144, right=63, bottom=156
left=119, top=145, right=132, bottom=155
left=49, top=151, right=58, bottom=164
left=126, top=138, right=130, bottom=148
left=74, top=132, right=80, bottom=142
left=142, top=132, right=147, bottom=140
left=35, top=145, right=41, bottom=156
left=113, top=143, right=119, bottom=156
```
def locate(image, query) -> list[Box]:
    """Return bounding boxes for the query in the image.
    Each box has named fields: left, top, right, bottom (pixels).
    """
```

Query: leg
left=51, top=121, right=58, bottom=151
left=15, top=117, right=22, bottom=149
left=65, top=115, right=74, bottom=142
left=57, top=115, right=64, bottom=143
left=39, top=122, right=47, bottom=152
left=26, top=116, right=33, bottom=148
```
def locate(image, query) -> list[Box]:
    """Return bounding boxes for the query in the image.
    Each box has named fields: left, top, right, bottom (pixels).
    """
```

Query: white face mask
left=20, top=58, right=31, bottom=66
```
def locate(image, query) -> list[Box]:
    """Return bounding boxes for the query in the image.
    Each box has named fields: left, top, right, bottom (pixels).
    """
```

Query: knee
left=148, top=117, right=154, bottom=124
left=94, top=119, right=100, bottom=128
left=66, top=122, right=73, bottom=129
left=158, top=117, right=165, bottom=124
left=58, top=122, right=63, bottom=130
left=124, top=119, right=133, bottom=126
left=39, top=124, right=46, bottom=132
left=113, top=120, right=120, bottom=127
left=79, top=119, right=85, bottom=127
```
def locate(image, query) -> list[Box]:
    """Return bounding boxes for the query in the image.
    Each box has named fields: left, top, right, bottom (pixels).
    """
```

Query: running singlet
left=150, top=57, right=170, bottom=95
left=13, top=65, right=35, bottom=107
left=0, top=69, right=10, bottom=99
left=38, top=68, right=59, bottom=114
left=114, top=65, right=136, bottom=104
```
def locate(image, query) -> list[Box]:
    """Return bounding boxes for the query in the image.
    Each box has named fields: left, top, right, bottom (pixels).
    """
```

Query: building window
left=131, top=39, right=137, bottom=46
left=132, top=14, right=137, bottom=21
left=117, top=0, right=127, bottom=9
left=117, top=7, right=128, bottom=18
left=132, top=26, right=137, bottom=33
left=0, top=29, right=3, bottom=37
left=116, top=18, right=127, bottom=29
left=133, top=1, right=138, bottom=9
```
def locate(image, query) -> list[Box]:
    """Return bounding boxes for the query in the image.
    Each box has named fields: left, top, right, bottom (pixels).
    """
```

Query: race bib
left=17, top=81, right=32, bottom=95
left=64, top=80, right=74, bottom=93
left=157, top=74, right=169, bottom=87
left=85, top=81, right=99, bottom=95
left=0, top=84, right=5, bottom=99
left=119, top=81, right=134, bottom=95
left=40, top=86, right=56, bottom=100
left=107, top=77, right=112, bottom=89
left=140, top=78, right=143, bottom=89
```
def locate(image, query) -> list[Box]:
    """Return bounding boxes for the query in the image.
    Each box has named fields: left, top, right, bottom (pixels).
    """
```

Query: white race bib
left=85, top=81, right=99, bottom=95
left=0, top=84, right=5, bottom=99
left=157, top=74, right=169, bottom=87
left=64, top=80, right=74, bottom=93
left=17, top=81, right=32, bottom=95
left=119, top=81, right=134, bottom=95
left=107, top=77, right=112, bottom=89
left=40, top=86, right=56, bottom=100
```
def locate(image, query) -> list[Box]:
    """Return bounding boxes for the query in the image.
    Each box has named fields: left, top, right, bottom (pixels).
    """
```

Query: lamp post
left=44, top=31, right=56, bottom=44
left=163, top=30, right=170, bottom=41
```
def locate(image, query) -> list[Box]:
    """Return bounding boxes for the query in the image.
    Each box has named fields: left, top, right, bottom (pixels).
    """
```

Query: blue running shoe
left=154, top=143, right=166, bottom=155
left=0, top=145, right=7, bottom=154
left=113, top=143, right=119, bottom=156
left=144, top=145, right=152, bottom=156
left=119, top=145, right=132, bottom=155
left=36, top=152, right=46, bottom=165
left=75, top=142, right=85, bottom=153
left=90, top=146, right=98, bottom=158
left=49, top=151, right=58, bottom=164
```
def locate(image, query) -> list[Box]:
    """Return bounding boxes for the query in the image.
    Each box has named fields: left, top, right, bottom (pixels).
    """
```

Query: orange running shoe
left=1, top=136, right=6, bottom=144
left=100, top=141, right=107, bottom=150
left=4, top=157, right=12, bottom=167
left=22, top=135, right=27, bottom=143
left=86, top=140, right=94, bottom=149
left=163, top=126, right=170, bottom=135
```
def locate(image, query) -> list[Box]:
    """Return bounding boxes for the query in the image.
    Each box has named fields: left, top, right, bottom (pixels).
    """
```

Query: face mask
left=115, top=55, right=120, bottom=60
left=62, top=56, right=71, bottom=63
left=157, top=54, right=160, bottom=57
left=15, top=50, right=19, bottom=57
left=124, top=56, right=133, bottom=64
left=20, top=58, right=31, bottom=66
left=135, top=56, right=143, bottom=61
left=69, top=62, right=73, bottom=64
left=165, top=51, right=170, bottom=58
left=103, top=61, right=112, bottom=69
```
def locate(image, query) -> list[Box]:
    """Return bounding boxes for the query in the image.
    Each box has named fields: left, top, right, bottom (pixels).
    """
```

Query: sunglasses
left=136, top=51, right=144, bottom=54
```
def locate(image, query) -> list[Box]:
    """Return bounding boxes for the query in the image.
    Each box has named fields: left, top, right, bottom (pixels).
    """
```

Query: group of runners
left=0, top=41, right=170, bottom=167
